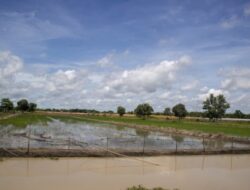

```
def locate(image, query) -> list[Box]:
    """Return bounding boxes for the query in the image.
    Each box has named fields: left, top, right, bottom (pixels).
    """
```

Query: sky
left=0, top=0, right=250, bottom=112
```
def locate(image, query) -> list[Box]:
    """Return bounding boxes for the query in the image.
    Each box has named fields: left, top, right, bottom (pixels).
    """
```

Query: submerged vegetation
left=79, top=114, right=250, bottom=137
left=1, top=112, right=250, bottom=137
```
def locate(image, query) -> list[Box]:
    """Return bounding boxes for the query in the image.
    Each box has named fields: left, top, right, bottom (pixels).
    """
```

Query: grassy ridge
left=1, top=112, right=250, bottom=137
left=77, top=115, right=250, bottom=137
left=0, top=113, right=52, bottom=127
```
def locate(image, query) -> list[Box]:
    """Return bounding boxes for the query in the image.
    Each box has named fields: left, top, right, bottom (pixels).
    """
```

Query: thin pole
left=175, top=140, right=177, bottom=153
left=203, top=137, right=205, bottom=152
left=106, top=137, right=109, bottom=155
left=231, top=137, right=234, bottom=152
left=142, top=135, right=145, bottom=155
left=27, top=127, right=31, bottom=155
left=68, top=137, right=71, bottom=150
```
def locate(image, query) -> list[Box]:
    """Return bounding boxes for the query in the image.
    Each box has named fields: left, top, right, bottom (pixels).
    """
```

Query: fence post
left=68, top=137, right=71, bottom=150
left=231, top=137, right=234, bottom=152
left=142, top=135, right=145, bottom=155
left=203, top=137, right=205, bottom=153
left=27, top=127, right=31, bottom=155
left=175, top=140, right=178, bottom=154
left=106, top=137, right=109, bottom=155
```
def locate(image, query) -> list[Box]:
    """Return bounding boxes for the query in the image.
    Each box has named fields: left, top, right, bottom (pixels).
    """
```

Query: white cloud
left=1, top=51, right=249, bottom=112
left=96, top=54, right=114, bottom=67
left=158, top=92, right=171, bottom=99
left=198, top=88, right=229, bottom=101
left=0, top=51, right=89, bottom=107
left=102, top=56, right=191, bottom=94
left=0, top=51, right=23, bottom=78
left=0, top=11, right=81, bottom=47
left=181, top=80, right=199, bottom=91
left=220, top=15, right=240, bottom=29
left=200, top=86, right=209, bottom=92
left=220, top=67, right=250, bottom=90
left=244, top=4, right=250, bottom=16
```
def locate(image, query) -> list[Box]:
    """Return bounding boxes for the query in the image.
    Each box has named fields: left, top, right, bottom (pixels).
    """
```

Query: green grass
left=0, top=113, right=52, bottom=127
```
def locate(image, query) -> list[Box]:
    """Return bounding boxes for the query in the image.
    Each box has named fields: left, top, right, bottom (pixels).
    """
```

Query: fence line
left=1, top=134, right=250, bottom=157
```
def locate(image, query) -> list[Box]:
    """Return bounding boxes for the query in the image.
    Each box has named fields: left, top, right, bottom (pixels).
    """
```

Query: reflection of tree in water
left=135, top=129, right=150, bottom=137
left=204, top=139, right=225, bottom=149
left=115, top=125, right=126, bottom=131
left=171, top=135, right=184, bottom=143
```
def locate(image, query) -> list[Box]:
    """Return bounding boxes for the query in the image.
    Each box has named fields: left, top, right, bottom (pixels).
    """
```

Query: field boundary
left=1, top=136, right=250, bottom=157
left=1, top=148, right=250, bottom=157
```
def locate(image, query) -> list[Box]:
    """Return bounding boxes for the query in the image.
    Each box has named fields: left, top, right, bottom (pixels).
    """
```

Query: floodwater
left=0, top=119, right=249, bottom=152
left=0, top=155, right=250, bottom=190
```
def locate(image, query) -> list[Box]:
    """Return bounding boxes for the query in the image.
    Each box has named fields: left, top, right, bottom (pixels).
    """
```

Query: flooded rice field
left=0, top=118, right=250, bottom=153
left=0, top=155, right=250, bottom=190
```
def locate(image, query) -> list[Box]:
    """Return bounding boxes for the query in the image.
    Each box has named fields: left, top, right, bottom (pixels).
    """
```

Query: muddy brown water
left=0, top=155, right=250, bottom=190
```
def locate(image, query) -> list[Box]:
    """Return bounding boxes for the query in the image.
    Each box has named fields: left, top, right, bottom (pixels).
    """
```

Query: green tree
left=233, top=110, right=245, bottom=118
left=203, top=94, right=230, bottom=121
left=117, top=106, right=126, bottom=116
left=28, top=102, right=37, bottom=112
left=17, top=99, right=29, bottom=112
left=163, top=107, right=171, bottom=115
left=172, top=103, right=187, bottom=119
left=0, top=98, right=14, bottom=112
left=134, top=103, right=154, bottom=119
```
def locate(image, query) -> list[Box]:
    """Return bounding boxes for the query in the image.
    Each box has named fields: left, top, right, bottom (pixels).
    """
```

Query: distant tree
left=134, top=103, right=154, bottom=119
left=233, top=110, right=245, bottom=118
left=0, top=98, right=14, bottom=112
left=188, top=111, right=203, bottom=117
left=102, top=110, right=114, bottom=114
left=163, top=107, right=171, bottom=116
left=28, top=103, right=37, bottom=112
left=203, top=94, right=230, bottom=121
left=172, top=103, right=187, bottom=120
left=117, top=106, right=126, bottom=116
left=17, top=99, right=29, bottom=112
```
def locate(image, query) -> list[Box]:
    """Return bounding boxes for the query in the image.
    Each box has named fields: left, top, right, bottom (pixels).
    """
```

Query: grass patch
left=0, top=113, right=52, bottom=128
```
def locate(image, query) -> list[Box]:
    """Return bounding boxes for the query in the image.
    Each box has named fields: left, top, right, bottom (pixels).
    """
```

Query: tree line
left=1, top=94, right=249, bottom=120
left=118, top=94, right=249, bottom=120
left=0, top=98, right=37, bottom=112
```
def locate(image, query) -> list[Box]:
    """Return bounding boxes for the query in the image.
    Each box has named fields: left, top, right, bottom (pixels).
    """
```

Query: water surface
left=0, top=155, right=250, bottom=190
left=0, top=119, right=249, bottom=152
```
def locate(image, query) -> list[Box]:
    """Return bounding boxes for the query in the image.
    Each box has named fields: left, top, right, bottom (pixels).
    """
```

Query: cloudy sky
left=0, top=0, right=250, bottom=112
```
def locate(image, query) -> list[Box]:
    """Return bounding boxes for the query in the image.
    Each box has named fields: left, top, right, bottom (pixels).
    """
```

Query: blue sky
left=0, top=0, right=250, bottom=112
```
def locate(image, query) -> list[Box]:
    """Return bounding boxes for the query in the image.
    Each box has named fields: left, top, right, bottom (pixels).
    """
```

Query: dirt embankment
left=1, top=148, right=250, bottom=158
